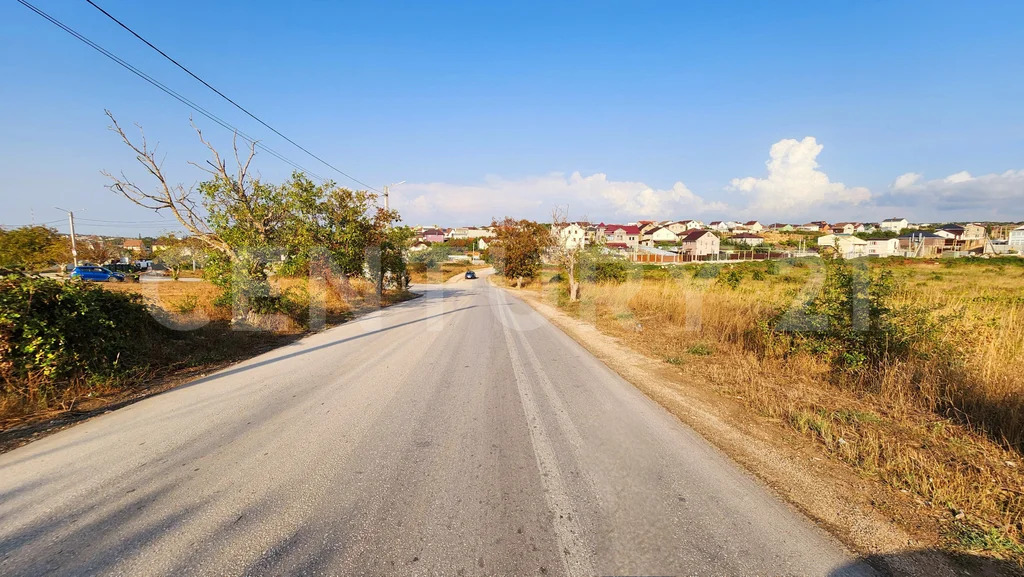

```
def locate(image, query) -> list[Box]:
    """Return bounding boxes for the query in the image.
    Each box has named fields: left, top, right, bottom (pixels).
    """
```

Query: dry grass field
left=524, top=257, right=1024, bottom=564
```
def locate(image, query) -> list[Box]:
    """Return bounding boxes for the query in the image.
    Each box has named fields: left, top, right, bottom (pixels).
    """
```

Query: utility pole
left=382, top=185, right=389, bottom=212
left=56, top=207, right=79, bottom=267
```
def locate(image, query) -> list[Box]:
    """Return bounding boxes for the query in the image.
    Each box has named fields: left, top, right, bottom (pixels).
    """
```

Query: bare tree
left=101, top=110, right=238, bottom=256
left=550, top=207, right=584, bottom=302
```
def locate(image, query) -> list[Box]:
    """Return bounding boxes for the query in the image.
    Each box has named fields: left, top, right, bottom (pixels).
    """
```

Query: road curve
left=0, top=271, right=875, bottom=576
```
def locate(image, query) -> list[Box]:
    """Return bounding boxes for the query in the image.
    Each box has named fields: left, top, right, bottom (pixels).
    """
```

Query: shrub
left=718, top=267, right=743, bottom=289
left=589, top=259, right=629, bottom=283
left=769, top=257, right=937, bottom=374
left=0, top=276, right=159, bottom=401
left=693, top=263, right=721, bottom=279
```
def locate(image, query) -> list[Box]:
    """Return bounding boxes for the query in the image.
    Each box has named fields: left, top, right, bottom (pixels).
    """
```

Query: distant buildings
left=1009, top=225, right=1024, bottom=251
left=880, top=217, right=909, bottom=233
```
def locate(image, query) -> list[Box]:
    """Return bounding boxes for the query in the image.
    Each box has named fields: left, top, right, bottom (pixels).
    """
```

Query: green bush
left=718, top=267, right=743, bottom=289
left=589, top=259, right=629, bottom=283
left=0, top=276, right=159, bottom=395
left=769, top=258, right=937, bottom=374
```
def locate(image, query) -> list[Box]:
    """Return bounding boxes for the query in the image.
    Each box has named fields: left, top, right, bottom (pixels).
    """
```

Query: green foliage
left=408, top=243, right=452, bottom=269
left=198, top=172, right=401, bottom=311
left=0, top=226, right=68, bottom=271
left=718, top=267, right=743, bottom=289
left=693, top=263, right=721, bottom=279
left=490, top=218, right=548, bottom=285
left=0, top=276, right=158, bottom=396
left=687, top=343, right=715, bottom=356
left=582, top=252, right=630, bottom=284
left=771, top=257, right=937, bottom=374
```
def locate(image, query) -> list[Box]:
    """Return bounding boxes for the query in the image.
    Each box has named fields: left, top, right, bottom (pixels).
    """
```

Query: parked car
left=106, top=262, right=143, bottom=274
left=69, top=266, right=126, bottom=282
left=465, top=270, right=477, bottom=279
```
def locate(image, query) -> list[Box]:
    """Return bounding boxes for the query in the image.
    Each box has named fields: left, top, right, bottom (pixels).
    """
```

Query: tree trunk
left=569, top=279, right=580, bottom=302
left=516, top=276, right=523, bottom=288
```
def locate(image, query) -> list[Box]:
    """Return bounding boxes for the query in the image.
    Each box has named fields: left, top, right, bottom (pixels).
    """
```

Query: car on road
left=69, top=265, right=126, bottom=283
left=465, top=270, right=477, bottom=279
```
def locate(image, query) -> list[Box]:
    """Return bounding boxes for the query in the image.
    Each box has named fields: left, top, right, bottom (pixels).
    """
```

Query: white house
left=866, top=237, right=900, bottom=257
left=707, top=221, right=730, bottom=232
left=833, top=222, right=865, bottom=235
left=880, top=218, right=909, bottom=233
left=740, top=221, right=764, bottom=233
left=817, top=234, right=868, bottom=258
left=643, top=226, right=679, bottom=245
left=1009, top=225, right=1024, bottom=251
left=679, top=230, right=719, bottom=257
left=556, top=223, right=587, bottom=250
left=731, top=233, right=764, bottom=246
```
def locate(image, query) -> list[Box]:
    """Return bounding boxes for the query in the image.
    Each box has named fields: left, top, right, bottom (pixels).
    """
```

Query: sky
left=1, top=0, right=1022, bottom=235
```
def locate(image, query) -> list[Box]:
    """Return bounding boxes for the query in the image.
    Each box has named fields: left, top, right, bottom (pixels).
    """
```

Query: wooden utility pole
left=56, top=207, right=78, bottom=267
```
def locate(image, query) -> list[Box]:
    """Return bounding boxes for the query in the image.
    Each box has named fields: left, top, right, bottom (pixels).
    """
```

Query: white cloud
left=727, top=136, right=871, bottom=219
left=391, top=171, right=726, bottom=225
left=883, top=169, right=1024, bottom=213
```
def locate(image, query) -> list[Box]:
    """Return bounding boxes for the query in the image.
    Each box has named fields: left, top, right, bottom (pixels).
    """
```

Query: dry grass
left=530, top=258, right=1024, bottom=564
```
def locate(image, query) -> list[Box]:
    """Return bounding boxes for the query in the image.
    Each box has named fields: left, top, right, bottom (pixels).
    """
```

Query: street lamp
left=382, top=180, right=406, bottom=212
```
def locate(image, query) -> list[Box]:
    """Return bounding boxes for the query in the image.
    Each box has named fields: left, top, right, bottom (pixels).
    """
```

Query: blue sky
left=1, top=0, right=1022, bottom=234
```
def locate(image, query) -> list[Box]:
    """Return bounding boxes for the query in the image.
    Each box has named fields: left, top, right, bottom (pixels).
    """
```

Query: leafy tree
left=104, top=114, right=404, bottom=317
left=0, top=226, right=68, bottom=271
left=490, top=217, right=549, bottom=288
left=409, top=243, right=452, bottom=268
left=155, top=245, right=194, bottom=280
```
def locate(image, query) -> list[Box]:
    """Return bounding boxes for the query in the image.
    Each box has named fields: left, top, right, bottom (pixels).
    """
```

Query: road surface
left=0, top=271, right=874, bottom=576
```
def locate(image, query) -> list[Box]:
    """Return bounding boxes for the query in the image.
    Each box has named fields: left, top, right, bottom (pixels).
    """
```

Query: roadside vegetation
left=0, top=114, right=419, bottom=439
left=528, top=254, right=1024, bottom=565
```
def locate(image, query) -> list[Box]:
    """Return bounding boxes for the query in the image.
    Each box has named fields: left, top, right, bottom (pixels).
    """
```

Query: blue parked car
left=69, top=265, right=126, bottom=283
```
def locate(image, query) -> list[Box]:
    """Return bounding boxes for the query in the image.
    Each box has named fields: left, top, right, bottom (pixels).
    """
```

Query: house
left=963, top=223, right=986, bottom=240
left=408, top=241, right=430, bottom=252
left=740, top=221, right=764, bottom=233
left=608, top=225, right=641, bottom=248
left=123, top=239, right=147, bottom=253
left=880, top=217, right=909, bottom=233
left=465, top=227, right=496, bottom=239
left=446, top=228, right=468, bottom=240
left=679, top=230, right=720, bottom=257
left=1009, top=225, right=1024, bottom=251
left=556, top=223, right=587, bottom=250
left=798, top=221, right=830, bottom=233
left=642, top=226, right=680, bottom=246
left=866, top=238, right=900, bottom=257
left=817, top=234, right=868, bottom=258
left=731, top=233, right=764, bottom=247
left=899, top=232, right=946, bottom=256
left=817, top=234, right=867, bottom=258
left=665, top=220, right=703, bottom=235
left=708, top=221, right=730, bottom=232
left=768, top=223, right=794, bottom=232
left=419, top=228, right=445, bottom=244
left=832, top=222, right=865, bottom=235
left=638, top=221, right=661, bottom=234
left=936, top=223, right=965, bottom=237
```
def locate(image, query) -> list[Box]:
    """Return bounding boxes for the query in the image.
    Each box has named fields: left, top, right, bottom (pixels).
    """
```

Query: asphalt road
left=0, top=271, right=875, bottom=576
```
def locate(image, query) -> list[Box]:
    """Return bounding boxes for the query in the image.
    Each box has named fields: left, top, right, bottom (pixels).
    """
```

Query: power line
left=15, top=0, right=327, bottom=182
left=85, top=0, right=382, bottom=193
